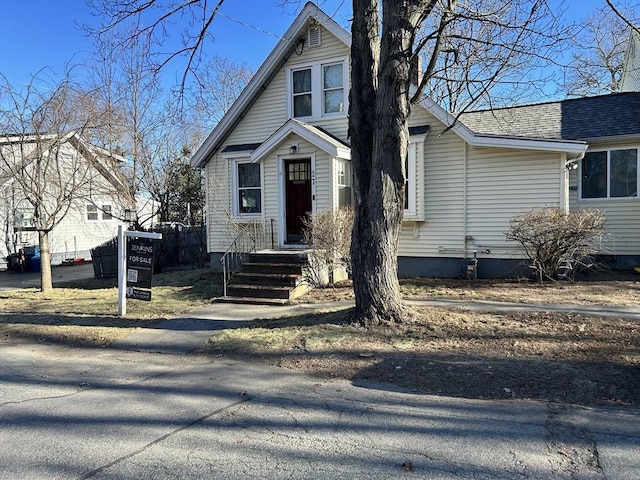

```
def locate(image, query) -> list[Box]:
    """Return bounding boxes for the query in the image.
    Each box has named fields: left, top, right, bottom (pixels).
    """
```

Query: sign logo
left=126, top=237, right=154, bottom=301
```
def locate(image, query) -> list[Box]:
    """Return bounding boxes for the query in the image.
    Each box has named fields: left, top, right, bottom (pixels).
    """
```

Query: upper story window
left=87, top=204, right=99, bottom=221
left=323, top=63, right=344, bottom=114
left=86, top=204, right=113, bottom=221
left=288, top=57, right=348, bottom=120
left=581, top=148, right=638, bottom=199
left=292, top=68, right=312, bottom=117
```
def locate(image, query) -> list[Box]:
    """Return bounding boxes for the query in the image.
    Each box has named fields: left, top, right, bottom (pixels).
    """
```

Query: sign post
left=117, top=226, right=162, bottom=316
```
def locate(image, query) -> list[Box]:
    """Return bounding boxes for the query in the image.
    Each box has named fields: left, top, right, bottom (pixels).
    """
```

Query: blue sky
left=0, top=0, right=605, bottom=89
left=0, top=0, right=352, bottom=88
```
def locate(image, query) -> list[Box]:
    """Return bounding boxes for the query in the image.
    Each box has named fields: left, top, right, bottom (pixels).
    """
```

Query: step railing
left=220, top=219, right=274, bottom=297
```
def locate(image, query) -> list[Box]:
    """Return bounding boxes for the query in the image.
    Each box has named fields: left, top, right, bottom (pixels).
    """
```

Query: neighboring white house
left=621, top=30, right=640, bottom=93
left=191, top=2, right=639, bottom=278
left=0, top=132, right=138, bottom=270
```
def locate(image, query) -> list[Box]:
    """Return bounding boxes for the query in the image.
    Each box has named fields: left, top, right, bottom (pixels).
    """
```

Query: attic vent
left=308, top=26, right=321, bottom=47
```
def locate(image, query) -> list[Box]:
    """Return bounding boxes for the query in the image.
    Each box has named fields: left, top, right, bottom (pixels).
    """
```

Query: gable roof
left=191, top=2, right=350, bottom=168
left=0, top=132, right=131, bottom=199
left=251, top=119, right=351, bottom=162
left=418, top=96, right=587, bottom=156
left=459, top=92, right=640, bottom=143
left=191, top=3, right=589, bottom=168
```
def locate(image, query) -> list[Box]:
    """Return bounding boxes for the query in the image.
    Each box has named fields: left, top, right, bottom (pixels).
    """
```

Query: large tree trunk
left=349, top=1, right=430, bottom=327
left=38, top=230, right=53, bottom=293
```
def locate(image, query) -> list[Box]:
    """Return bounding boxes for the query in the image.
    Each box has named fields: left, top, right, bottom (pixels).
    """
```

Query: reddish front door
left=285, top=159, right=312, bottom=243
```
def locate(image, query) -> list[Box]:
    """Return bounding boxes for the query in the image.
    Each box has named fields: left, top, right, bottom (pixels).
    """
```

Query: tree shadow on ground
left=200, top=307, right=640, bottom=409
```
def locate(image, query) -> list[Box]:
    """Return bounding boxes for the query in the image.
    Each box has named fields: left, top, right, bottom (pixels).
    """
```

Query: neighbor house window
left=102, top=205, right=112, bottom=220
left=234, top=161, right=262, bottom=215
left=337, top=160, right=352, bottom=207
left=87, top=204, right=114, bottom=221
left=581, top=148, right=638, bottom=199
left=86, top=204, right=98, bottom=221
left=288, top=58, right=348, bottom=119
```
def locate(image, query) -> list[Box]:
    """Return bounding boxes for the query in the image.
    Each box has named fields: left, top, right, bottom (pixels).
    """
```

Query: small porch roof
left=250, top=119, right=351, bottom=162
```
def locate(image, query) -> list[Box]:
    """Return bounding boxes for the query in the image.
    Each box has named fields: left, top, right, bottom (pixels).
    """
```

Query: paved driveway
left=0, top=262, right=95, bottom=291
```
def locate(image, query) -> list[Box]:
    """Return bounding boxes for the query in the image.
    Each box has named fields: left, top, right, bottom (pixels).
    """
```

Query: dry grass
left=203, top=304, right=640, bottom=407
left=0, top=268, right=222, bottom=346
left=300, top=275, right=640, bottom=306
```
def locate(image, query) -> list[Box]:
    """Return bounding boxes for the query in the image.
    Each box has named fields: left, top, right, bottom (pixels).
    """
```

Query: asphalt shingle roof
left=459, top=92, right=640, bottom=141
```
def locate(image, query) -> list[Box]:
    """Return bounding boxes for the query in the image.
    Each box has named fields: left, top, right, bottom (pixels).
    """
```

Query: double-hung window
left=581, top=148, right=638, bottom=199
left=87, top=204, right=99, bottom=221
left=323, top=63, right=344, bottom=115
left=337, top=160, right=352, bottom=207
left=404, top=133, right=427, bottom=218
left=102, top=205, right=113, bottom=220
left=234, top=160, right=262, bottom=216
left=87, top=204, right=113, bottom=221
left=292, top=68, right=312, bottom=118
left=288, top=58, right=347, bottom=119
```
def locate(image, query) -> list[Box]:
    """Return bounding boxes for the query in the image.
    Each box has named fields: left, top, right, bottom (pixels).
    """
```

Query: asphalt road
left=1, top=340, right=639, bottom=479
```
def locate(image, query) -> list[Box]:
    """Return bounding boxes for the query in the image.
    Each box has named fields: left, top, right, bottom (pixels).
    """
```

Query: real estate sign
left=126, top=237, right=154, bottom=301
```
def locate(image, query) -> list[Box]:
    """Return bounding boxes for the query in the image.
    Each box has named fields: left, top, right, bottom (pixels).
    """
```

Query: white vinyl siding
left=570, top=143, right=640, bottom=256
left=398, top=109, right=466, bottom=258
left=465, top=148, right=562, bottom=256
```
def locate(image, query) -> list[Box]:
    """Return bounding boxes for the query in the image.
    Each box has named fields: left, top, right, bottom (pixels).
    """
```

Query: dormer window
left=287, top=57, right=348, bottom=120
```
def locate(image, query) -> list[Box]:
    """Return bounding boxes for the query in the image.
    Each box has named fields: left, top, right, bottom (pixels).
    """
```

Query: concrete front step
left=240, top=262, right=305, bottom=275
left=229, top=272, right=302, bottom=287
left=214, top=296, right=289, bottom=306
left=226, top=283, right=310, bottom=301
left=222, top=250, right=311, bottom=304
left=248, top=252, right=308, bottom=264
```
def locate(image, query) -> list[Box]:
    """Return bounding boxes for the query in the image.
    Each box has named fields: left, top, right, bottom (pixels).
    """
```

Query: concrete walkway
left=113, top=298, right=640, bottom=355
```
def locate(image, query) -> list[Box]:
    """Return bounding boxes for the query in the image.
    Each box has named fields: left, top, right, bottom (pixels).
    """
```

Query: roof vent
left=308, top=25, right=321, bottom=47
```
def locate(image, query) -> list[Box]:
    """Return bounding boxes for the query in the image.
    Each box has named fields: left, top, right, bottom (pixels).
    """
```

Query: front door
left=285, top=158, right=312, bottom=243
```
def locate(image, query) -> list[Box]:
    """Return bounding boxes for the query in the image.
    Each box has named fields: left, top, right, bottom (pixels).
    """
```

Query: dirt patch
left=204, top=304, right=640, bottom=407
left=299, top=275, right=640, bottom=306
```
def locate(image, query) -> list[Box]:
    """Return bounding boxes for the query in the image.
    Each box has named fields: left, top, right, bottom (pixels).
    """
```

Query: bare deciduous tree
left=0, top=73, right=131, bottom=292
left=562, top=3, right=637, bottom=96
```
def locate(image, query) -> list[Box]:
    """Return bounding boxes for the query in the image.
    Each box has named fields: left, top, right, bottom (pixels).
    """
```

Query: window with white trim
left=86, top=204, right=114, bottom=221
left=581, top=148, right=638, bottom=199
left=337, top=160, right=352, bottom=207
left=102, top=205, right=113, bottom=220
left=233, top=160, right=262, bottom=216
left=86, top=204, right=98, bottom=221
left=288, top=58, right=348, bottom=119
left=322, top=63, right=344, bottom=115
left=404, top=139, right=420, bottom=216
left=292, top=68, right=312, bottom=118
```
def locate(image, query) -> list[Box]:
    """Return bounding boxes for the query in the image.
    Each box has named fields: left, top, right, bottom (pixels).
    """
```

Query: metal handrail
left=220, top=219, right=272, bottom=297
